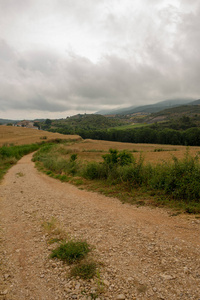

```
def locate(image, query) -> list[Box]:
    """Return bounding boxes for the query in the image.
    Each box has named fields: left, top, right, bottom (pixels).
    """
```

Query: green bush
left=102, top=148, right=133, bottom=168
left=117, top=150, right=133, bottom=166
left=70, top=153, right=78, bottom=162
left=81, top=162, right=107, bottom=180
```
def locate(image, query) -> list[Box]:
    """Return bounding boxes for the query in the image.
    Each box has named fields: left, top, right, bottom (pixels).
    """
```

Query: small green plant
left=48, top=238, right=62, bottom=244
left=70, top=261, right=97, bottom=279
left=70, top=153, right=77, bottom=162
left=42, top=217, right=57, bottom=232
left=50, top=240, right=90, bottom=263
left=95, top=269, right=105, bottom=294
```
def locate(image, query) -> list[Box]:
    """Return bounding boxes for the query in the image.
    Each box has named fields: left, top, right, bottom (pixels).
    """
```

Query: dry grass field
left=63, top=139, right=200, bottom=164
left=0, top=125, right=81, bottom=146
left=1, top=126, right=200, bottom=164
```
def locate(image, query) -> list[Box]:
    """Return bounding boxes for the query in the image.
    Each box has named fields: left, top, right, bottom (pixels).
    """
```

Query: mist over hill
left=96, top=98, right=195, bottom=115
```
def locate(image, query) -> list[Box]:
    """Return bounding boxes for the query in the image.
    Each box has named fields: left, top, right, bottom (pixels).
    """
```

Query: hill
left=145, top=103, right=200, bottom=125
left=0, top=125, right=81, bottom=146
left=97, top=98, right=194, bottom=116
left=0, top=118, right=18, bottom=125
left=41, top=114, right=126, bottom=133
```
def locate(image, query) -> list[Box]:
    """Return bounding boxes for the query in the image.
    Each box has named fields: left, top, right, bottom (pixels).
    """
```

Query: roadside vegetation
left=0, top=139, right=77, bottom=182
left=0, top=143, right=41, bottom=181
left=33, top=143, right=200, bottom=214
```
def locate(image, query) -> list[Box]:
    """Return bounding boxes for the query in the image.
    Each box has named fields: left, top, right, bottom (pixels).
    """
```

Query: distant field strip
left=0, top=125, right=81, bottom=146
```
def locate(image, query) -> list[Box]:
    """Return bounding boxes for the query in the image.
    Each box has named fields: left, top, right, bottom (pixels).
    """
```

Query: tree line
left=49, top=126, right=200, bottom=146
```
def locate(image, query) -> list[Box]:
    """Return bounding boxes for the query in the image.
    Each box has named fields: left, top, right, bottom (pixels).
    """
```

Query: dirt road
left=0, top=153, right=200, bottom=299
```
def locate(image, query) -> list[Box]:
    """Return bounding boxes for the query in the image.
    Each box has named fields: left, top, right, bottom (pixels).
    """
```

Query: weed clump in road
left=70, top=261, right=97, bottom=279
left=50, top=240, right=90, bottom=264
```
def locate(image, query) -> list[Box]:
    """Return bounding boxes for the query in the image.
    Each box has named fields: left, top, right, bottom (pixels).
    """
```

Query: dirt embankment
left=0, top=153, right=200, bottom=299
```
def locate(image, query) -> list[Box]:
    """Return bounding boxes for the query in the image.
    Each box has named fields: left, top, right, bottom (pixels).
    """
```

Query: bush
left=81, top=162, right=107, bottom=180
left=118, top=150, right=133, bottom=166
left=102, top=148, right=133, bottom=168
left=70, top=153, right=77, bottom=162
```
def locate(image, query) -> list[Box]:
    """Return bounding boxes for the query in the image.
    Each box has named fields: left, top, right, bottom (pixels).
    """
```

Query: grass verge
left=0, top=143, right=41, bottom=181
left=33, top=144, right=200, bottom=214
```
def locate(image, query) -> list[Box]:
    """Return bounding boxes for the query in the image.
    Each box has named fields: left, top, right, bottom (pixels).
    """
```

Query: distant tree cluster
left=48, top=126, right=200, bottom=146
left=39, top=114, right=200, bottom=146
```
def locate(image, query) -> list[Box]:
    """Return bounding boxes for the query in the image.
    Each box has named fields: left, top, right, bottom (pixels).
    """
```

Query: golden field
left=63, top=139, right=200, bottom=164
left=1, top=126, right=200, bottom=164
left=0, top=125, right=81, bottom=146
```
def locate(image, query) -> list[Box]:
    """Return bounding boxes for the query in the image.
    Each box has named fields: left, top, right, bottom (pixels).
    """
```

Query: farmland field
left=0, top=125, right=81, bottom=146
left=61, top=139, right=200, bottom=164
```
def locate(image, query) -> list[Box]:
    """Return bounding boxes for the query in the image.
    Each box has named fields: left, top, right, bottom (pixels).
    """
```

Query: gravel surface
left=0, top=153, right=200, bottom=300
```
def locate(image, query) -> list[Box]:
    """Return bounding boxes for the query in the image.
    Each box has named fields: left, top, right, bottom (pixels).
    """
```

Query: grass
left=42, top=217, right=67, bottom=241
left=70, top=261, right=97, bottom=279
left=33, top=141, right=200, bottom=214
left=0, top=143, right=41, bottom=181
left=42, top=216, right=99, bottom=282
left=50, top=240, right=91, bottom=264
left=108, top=123, right=150, bottom=131
left=0, top=125, right=81, bottom=146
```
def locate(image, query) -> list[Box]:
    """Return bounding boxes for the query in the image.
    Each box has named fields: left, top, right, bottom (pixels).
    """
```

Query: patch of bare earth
left=0, top=153, right=200, bottom=300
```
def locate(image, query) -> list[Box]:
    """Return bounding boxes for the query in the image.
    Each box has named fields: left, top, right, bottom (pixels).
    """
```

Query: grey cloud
left=1, top=1, right=200, bottom=118
left=0, top=43, right=189, bottom=115
left=0, top=39, right=16, bottom=61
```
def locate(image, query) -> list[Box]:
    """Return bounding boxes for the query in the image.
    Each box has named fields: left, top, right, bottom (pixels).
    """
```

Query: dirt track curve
left=0, top=153, right=200, bottom=300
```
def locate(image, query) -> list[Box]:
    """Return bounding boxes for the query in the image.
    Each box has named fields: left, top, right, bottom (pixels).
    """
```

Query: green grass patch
left=108, top=123, right=149, bottom=131
left=50, top=240, right=91, bottom=264
left=70, top=261, right=97, bottom=279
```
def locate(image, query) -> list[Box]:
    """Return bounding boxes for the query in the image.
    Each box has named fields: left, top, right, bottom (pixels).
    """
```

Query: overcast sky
left=0, top=0, right=200, bottom=120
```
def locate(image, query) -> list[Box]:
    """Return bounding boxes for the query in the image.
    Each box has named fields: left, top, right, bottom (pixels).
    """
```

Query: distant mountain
left=189, top=99, right=200, bottom=105
left=96, top=106, right=137, bottom=115
left=97, top=98, right=195, bottom=116
left=119, top=98, right=195, bottom=115
left=0, top=118, right=18, bottom=124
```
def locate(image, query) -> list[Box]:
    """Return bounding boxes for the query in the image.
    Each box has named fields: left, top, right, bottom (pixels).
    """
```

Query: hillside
left=97, top=98, right=194, bottom=116
left=41, top=114, right=126, bottom=133
left=0, top=125, right=80, bottom=146
left=0, top=118, right=18, bottom=125
left=145, top=104, right=200, bottom=127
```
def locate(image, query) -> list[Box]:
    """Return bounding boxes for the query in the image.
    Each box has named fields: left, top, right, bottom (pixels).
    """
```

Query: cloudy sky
left=0, top=0, right=200, bottom=120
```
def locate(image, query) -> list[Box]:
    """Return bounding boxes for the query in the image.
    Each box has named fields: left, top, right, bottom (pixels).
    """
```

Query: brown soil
left=0, top=153, right=200, bottom=299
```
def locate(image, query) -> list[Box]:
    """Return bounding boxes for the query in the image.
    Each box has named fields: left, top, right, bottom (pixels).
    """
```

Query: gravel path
left=0, top=153, right=200, bottom=300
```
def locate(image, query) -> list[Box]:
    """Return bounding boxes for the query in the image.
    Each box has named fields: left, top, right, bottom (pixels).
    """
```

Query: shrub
left=102, top=148, right=133, bottom=168
left=102, top=148, right=118, bottom=167
left=118, top=150, right=133, bottom=166
left=70, top=153, right=78, bottom=162
left=81, top=162, right=107, bottom=180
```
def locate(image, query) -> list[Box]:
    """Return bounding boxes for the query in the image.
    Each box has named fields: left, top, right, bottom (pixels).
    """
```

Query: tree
left=45, top=119, right=52, bottom=125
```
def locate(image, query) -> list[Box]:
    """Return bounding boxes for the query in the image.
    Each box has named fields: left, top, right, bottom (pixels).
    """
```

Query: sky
left=0, top=0, right=200, bottom=120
